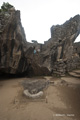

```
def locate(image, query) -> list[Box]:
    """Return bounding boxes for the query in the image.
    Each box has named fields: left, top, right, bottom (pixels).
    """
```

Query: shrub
left=0, top=2, right=13, bottom=12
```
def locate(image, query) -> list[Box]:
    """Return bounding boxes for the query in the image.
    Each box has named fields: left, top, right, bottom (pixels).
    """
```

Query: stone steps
left=68, top=69, right=80, bottom=78
left=73, top=70, right=80, bottom=74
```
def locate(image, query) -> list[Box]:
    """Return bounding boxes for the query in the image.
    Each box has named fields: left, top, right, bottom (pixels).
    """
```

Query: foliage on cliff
left=0, top=2, right=13, bottom=12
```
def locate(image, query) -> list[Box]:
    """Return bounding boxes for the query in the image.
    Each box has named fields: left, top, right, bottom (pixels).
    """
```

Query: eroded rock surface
left=0, top=5, right=28, bottom=74
left=34, top=15, right=80, bottom=76
left=0, top=3, right=80, bottom=76
left=0, top=3, right=50, bottom=76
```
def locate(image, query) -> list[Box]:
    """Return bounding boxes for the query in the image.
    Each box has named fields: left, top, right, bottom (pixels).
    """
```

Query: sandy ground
left=0, top=76, right=80, bottom=120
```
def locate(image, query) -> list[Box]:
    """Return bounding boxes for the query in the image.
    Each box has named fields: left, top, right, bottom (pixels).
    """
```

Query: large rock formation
left=33, top=15, right=80, bottom=76
left=0, top=3, right=50, bottom=76
left=50, top=15, right=80, bottom=59
left=0, top=3, right=80, bottom=77
left=0, top=3, right=28, bottom=74
left=50, top=15, right=80, bottom=75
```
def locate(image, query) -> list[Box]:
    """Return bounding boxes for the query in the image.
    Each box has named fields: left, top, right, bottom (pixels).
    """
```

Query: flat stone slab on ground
left=61, top=76, right=80, bottom=84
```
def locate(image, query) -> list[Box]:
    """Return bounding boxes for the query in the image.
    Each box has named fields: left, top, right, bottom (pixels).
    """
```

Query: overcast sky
left=0, top=0, right=80, bottom=43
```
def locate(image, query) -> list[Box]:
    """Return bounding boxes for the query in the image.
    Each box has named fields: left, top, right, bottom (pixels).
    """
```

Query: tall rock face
left=39, top=15, right=80, bottom=75
left=0, top=3, right=50, bottom=76
left=0, top=4, right=80, bottom=77
left=0, top=8, right=28, bottom=74
left=50, top=15, right=80, bottom=59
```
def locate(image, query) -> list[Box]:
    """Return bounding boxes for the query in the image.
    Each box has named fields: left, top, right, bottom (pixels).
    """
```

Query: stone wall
left=52, top=55, right=80, bottom=76
left=73, top=42, right=80, bottom=56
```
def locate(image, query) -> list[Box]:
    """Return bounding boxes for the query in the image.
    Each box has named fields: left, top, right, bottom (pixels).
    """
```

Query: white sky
left=0, top=0, right=80, bottom=43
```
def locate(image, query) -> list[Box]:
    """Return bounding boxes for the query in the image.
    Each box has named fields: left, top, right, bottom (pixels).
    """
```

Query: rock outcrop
left=50, top=15, right=80, bottom=59
left=0, top=3, right=50, bottom=76
left=0, top=4, right=28, bottom=74
left=0, top=3, right=80, bottom=77
left=34, top=15, right=80, bottom=76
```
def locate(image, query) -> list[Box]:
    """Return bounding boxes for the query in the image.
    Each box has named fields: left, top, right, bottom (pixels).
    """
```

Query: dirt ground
left=0, top=76, right=80, bottom=120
